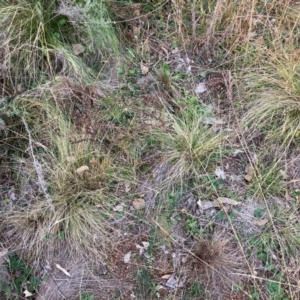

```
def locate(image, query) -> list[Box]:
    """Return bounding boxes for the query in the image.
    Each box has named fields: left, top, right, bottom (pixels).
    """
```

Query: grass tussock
left=181, top=233, right=247, bottom=299
left=243, top=46, right=300, bottom=146
left=0, top=84, right=126, bottom=263
left=157, top=100, right=225, bottom=186
left=0, top=0, right=119, bottom=96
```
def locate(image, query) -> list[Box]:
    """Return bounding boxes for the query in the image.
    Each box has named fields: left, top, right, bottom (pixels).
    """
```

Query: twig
left=22, top=116, right=55, bottom=212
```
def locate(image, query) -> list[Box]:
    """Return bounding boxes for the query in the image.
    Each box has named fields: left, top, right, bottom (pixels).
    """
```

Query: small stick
left=22, top=116, right=55, bottom=212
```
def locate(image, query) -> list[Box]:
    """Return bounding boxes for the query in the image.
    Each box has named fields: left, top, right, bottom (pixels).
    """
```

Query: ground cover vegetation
left=0, top=0, right=300, bottom=299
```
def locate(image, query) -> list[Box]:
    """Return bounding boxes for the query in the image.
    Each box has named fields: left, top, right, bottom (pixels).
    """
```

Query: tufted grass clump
left=157, top=98, right=225, bottom=187
left=0, top=83, right=127, bottom=263
left=0, top=0, right=119, bottom=96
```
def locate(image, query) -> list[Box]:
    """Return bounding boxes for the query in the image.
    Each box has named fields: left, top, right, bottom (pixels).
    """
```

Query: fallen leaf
left=113, top=203, right=125, bottom=212
left=157, top=284, right=165, bottom=290
left=76, top=165, right=89, bottom=175
left=252, top=219, right=268, bottom=226
left=203, top=117, right=215, bottom=125
left=203, top=117, right=225, bottom=125
left=215, top=167, right=226, bottom=180
left=136, top=241, right=150, bottom=254
left=72, top=43, right=85, bottom=55
left=216, top=197, right=240, bottom=206
left=171, top=48, right=179, bottom=54
left=279, top=169, right=287, bottom=179
left=285, top=192, right=294, bottom=202
left=24, top=290, right=33, bottom=297
left=161, top=274, right=172, bottom=279
left=244, top=174, right=252, bottom=182
left=252, top=153, right=258, bottom=163
left=55, top=263, right=71, bottom=277
left=124, top=251, right=131, bottom=263
left=125, top=182, right=131, bottom=192
left=17, top=83, right=25, bottom=93
left=197, top=197, right=240, bottom=211
left=165, top=274, right=184, bottom=288
left=195, top=82, right=207, bottom=93
left=244, top=165, right=254, bottom=182
left=136, top=244, right=145, bottom=254
left=248, top=31, right=257, bottom=40
left=8, top=189, right=16, bottom=201
left=232, top=149, right=244, bottom=156
left=197, top=199, right=214, bottom=210
left=141, top=241, right=149, bottom=249
left=132, top=198, right=145, bottom=210
left=140, top=62, right=149, bottom=75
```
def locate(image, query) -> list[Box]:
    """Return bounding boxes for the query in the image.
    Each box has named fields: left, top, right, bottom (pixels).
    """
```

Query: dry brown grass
left=0, top=81, right=126, bottom=266
left=180, top=232, right=248, bottom=299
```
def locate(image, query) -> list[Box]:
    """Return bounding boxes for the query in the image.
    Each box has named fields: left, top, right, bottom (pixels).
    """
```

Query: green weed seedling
left=0, top=253, right=41, bottom=299
left=134, top=268, right=156, bottom=299
left=184, top=214, right=201, bottom=235
left=267, top=279, right=288, bottom=300
left=80, top=293, right=95, bottom=300
left=187, top=282, right=205, bottom=298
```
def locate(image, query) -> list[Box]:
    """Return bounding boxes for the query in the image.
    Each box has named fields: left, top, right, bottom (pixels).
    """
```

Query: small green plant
left=80, top=293, right=95, bottom=300
left=184, top=214, right=200, bottom=235
left=248, top=163, right=285, bottom=197
left=254, top=208, right=264, bottom=218
left=0, top=253, right=41, bottom=299
left=267, top=277, right=288, bottom=300
left=248, top=235, right=279, bottom=270
left=251, top=287, right=260, bottom=300
left=187, top=282, right=205, bottom=298
left=134, top=268, right=156, bottom=299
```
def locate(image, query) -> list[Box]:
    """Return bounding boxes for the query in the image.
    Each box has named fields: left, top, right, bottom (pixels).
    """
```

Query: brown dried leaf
left=216, top=197, right=240, bottom=206
left=195, top=82, right=207, bottom=93
left=55, top=263, right=71, bottom=277
left=252, top=219, right=268, bottom=226
left=24, top=290, right=33, bottom=297
left=197, top=197, right=240, bottom=211
left=76, top=165, right=89, bottom=175
left=124, top=251, right=131, bottom=263
left=113, top=203, right=125, bottom=212
left=132, top=198, right=145, bottom=210
left=244, top=174, right=252, bottom=182
left=198, top=200, right=214, bottom=210
left=140, top=62, right=149, bottom=75
left=215, top=167, right=226, bottom=179
left=244, top=165, right=254, bottom=182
